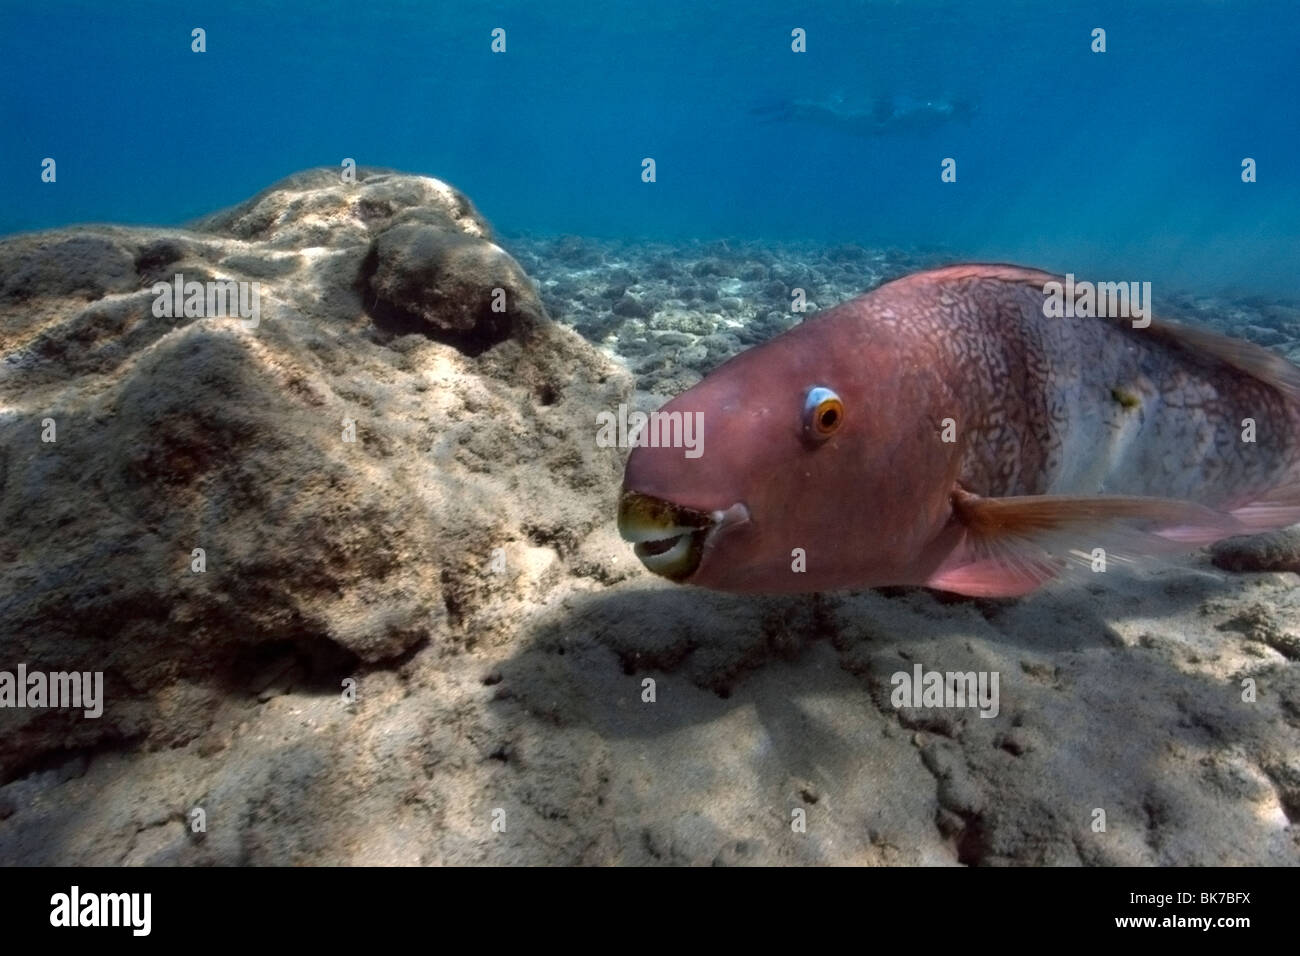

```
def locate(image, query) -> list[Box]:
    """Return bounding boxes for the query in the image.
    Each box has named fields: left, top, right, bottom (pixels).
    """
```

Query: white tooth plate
left=620, top=522, right=701, bottom=543
left=636, top=533, right=693, bottom=572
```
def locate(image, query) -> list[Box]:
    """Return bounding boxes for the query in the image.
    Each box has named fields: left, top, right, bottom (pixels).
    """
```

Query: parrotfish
left=617, top=265, right=1300, bottom=597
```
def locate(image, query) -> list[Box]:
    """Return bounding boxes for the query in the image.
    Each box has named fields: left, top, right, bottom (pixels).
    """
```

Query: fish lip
left=703, top=502, right=752, bottom=552
left=618, top=491, right=750, bottom=581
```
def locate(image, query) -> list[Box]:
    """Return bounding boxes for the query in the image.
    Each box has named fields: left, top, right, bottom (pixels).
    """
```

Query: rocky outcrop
left=0, top=168, right=628, bottom=786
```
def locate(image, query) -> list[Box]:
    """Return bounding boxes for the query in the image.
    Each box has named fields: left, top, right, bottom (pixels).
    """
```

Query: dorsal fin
left=1141, top=319, right=1300, bottom=403
left=883, top=263, right=1062, bottom=290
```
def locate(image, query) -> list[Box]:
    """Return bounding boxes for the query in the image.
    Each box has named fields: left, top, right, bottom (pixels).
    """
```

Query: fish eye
left=803, top=386, right=844, bottom=441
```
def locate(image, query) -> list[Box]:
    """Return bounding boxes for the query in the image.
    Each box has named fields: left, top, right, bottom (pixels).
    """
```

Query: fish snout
left=617, top=490, right=750, bottom=581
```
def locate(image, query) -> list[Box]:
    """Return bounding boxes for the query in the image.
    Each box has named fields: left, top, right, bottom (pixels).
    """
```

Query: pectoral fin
left=924, top=488, right=1248, bottom=598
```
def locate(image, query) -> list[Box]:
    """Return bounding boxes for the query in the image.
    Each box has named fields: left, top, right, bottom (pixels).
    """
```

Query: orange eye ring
left=804, top=387, right=844, bottom=441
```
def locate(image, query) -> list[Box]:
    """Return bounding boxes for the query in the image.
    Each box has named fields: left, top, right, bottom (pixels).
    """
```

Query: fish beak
left=617, top=491, right=750, bottom=581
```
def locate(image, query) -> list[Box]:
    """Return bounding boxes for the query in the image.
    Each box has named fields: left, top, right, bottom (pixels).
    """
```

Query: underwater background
left=3, top=0, right=1299, bottom=297
left=3, top=1, right=1300, bottom=870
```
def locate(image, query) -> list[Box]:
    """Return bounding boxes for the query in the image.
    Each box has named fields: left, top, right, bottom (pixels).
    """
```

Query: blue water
left=3, top=0, right=1298, bottom=297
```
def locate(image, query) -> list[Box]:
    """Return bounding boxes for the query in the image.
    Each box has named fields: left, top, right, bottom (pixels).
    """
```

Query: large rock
left=0, top=168, right=628, bottom=785
left=366, top=224, right=543, bottom=353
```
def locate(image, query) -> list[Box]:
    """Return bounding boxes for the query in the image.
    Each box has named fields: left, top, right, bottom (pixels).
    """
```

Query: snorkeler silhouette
left=751, top=90, right=979, bottom=135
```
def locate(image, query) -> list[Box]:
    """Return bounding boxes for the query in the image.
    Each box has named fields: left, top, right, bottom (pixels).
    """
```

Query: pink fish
left=617, top=265, right=1300, bottom=597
